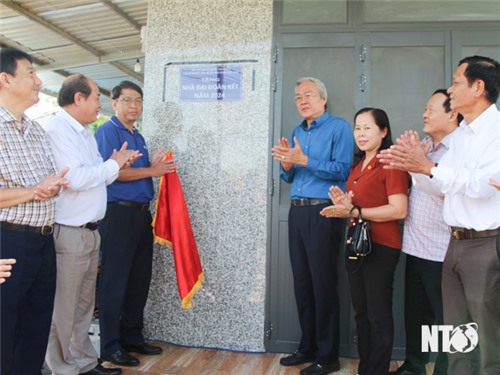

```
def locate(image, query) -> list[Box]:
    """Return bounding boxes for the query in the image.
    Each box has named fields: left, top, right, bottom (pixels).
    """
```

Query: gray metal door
left=266, top=32, right=359, bottom=356
left=362, top=32, right=449, bottom=357
left=452, top=30, right=500, bottom=107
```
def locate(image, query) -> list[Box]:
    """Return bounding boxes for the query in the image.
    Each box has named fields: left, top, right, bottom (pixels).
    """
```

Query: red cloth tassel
left=152, top=153, right=204, bottom=309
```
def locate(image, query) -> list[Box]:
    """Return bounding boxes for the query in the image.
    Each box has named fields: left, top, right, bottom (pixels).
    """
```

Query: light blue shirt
left=280, top=112, right=354, bottom=199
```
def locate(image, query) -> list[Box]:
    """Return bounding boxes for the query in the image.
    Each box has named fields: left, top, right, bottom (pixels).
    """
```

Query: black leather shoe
left=280, top=351, right=314, bottom=366
left=300, top=361, right=341, bottom=375
left=101, top=349, right=139, bottom=367
left=389, top=370, right=425, bottom=375
left=123, top=341, right=163, bottom=355
left=81, top=364, right=122, bottom=375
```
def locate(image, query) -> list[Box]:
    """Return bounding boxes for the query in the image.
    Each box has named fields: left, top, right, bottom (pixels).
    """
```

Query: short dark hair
left=0, top=47, right=33, bottom=75
left=432, top=88, right=464, bottom=123
left=111, top=80, right=143, bottom=100
left=58, top=74, right=92, bottom=107
left=353, top=107, right=394, bottom=165
left=458, top=55, right=500, bottom=104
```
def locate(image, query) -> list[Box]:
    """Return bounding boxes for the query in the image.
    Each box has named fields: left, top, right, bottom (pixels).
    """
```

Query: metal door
left=266, top=32, right=359, bottom=356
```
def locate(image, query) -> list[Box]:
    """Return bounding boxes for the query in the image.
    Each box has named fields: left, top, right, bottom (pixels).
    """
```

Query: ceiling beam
left=0, top=0, right=144, bottom=97
left=36, top=50, right=143, bottom=72
left=0, top=0, right=103, bottom=57
left=53, top=69, right=111, bottom=97
left=109, top=61, right=143, bottom=83
left=0, top=39, right=50, bottom=66
left=99, top=0, right=142, bottom=32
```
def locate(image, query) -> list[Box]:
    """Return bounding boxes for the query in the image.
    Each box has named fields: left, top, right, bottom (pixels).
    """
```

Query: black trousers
left=404, top=254, right=447, bottom=375
left=0, top=228, right=56, bottom=375
left=288, top=203, right=342, bottom=365
left=347, top=242, right=400, bottom=375
left=98, top=202, right=154, bottom=355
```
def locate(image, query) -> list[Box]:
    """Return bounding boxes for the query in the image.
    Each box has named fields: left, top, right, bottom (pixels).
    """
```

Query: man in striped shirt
left=390, top=90, right=461, bottom=375
left=0, top=47, right=69, bottom=375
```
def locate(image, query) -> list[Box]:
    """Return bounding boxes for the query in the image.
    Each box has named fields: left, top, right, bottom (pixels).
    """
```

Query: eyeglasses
left=118, top=97, right=143, bottom=105
left=294, top=93, right=319, bottom=102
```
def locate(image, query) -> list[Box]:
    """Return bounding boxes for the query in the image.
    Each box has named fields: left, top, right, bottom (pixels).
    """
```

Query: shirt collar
left=354, top=154, right=380, bottom=174
left=425, top=127, right=457, bottom=153
left=59, top=108, right=89, bottom=135
left=439, top=128, right=457, bottom=149
left=0, top=105, right=35, bottom=133
left=110, top=115, right=137, bottom=133
left=459, top=104, right=499, bottom=135
left=299, top=112, right=328, bottom=130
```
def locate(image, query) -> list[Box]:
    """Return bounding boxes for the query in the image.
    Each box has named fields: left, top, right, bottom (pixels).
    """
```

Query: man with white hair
left=272, top=77, right=354, bottom=375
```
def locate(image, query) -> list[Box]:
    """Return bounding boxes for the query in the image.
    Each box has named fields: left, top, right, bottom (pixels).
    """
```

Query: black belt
left=1, top=221, right=54, bottom=235
left=291, top=198, right=331, bottom=207
left=115, top=200, right=150, bottom=212
left=82, top=221, right=100, bottom=231
left=451, top=227, right=500, bottom=240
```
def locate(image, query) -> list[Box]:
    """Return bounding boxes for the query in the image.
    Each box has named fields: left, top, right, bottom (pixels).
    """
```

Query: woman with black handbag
left=321, top=108, right=409, bottom=375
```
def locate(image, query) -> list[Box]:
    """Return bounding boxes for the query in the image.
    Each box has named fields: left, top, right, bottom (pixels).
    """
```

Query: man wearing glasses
left=95, top=81, right=177, bottom=367
left=272, top=77, right=354, bottom=375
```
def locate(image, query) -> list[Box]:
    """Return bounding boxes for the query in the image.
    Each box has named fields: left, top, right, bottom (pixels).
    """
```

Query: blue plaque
left=179, top=65, right=242, bottom=102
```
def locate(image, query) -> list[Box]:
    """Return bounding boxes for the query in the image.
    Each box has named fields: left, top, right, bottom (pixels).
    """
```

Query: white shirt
left=413, top=104, right=500, bottom=231
left=45, top=109, right=119, bottom=226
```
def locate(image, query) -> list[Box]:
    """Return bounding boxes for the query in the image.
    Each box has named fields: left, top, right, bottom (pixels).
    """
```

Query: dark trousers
left=0, top=228, right=56, bottom=375
left=403, top=254, right=447, bottom=375
left=288, top=203, right=342, bottom=364
left=98, top=203, right=154, bottom=355
left=347, top=242, right=400, bottom=375
left=442, top=236, right=500, bottom=375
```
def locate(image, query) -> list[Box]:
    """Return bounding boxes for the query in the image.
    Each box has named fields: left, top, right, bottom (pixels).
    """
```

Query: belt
left=0, top=221, right=54, bottom=235
left=291, top=198, right=331, bottom=207
left=451, top=227, right=500, bottom=240
left=82, top=221, right=100, bottom=231
left=115, top=200, right=150, bottom=212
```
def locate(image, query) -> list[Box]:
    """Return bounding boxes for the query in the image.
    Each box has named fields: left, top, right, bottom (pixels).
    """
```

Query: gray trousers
left=45, top=224, right=100, bottom=375
left=442, top=235, right=500, bottom=375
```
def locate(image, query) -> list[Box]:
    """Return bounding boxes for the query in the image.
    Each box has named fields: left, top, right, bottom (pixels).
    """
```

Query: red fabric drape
left=152, top=153, right=204, bottom=309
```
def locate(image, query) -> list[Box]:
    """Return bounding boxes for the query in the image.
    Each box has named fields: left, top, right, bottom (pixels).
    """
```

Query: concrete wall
left=142, top=0, right=273, bottom=351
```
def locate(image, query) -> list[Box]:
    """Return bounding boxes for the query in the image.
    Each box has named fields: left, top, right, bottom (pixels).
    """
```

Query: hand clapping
left=320, top=186, right=354, bottom=218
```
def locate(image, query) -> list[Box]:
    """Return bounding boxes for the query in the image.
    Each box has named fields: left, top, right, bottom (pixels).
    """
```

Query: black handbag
left=345, top=206, right=372, bottom=260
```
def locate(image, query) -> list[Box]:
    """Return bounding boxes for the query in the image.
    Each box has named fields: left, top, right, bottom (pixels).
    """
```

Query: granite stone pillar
left=142, top=0, right=273, bottom=351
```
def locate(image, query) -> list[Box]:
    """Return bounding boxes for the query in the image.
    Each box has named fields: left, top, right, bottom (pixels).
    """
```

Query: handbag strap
left=345, top=205, right=367, bottom=274
left=347, top=206, right=362, bottom=222
left=345, top=206, right=362, bottom=240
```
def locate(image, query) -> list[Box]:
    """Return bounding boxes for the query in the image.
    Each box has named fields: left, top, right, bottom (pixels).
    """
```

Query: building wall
left=142, top=0, right=273, bottom=351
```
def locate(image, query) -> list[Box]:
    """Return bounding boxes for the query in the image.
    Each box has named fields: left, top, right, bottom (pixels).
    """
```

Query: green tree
left=89, top=116, right=110, bottom=134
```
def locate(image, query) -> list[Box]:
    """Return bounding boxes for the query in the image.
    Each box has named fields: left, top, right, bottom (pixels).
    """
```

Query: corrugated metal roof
left=0, top=0, right=148, bottom=115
